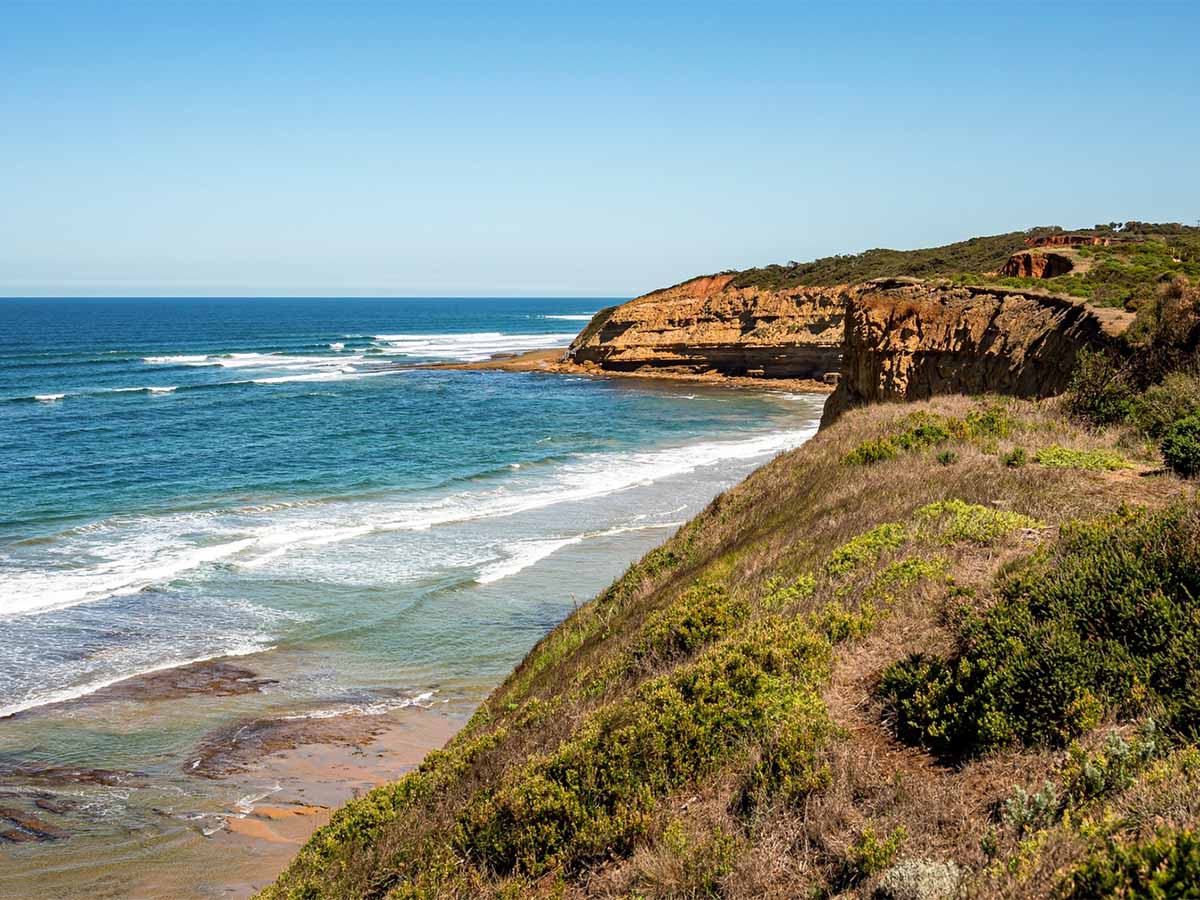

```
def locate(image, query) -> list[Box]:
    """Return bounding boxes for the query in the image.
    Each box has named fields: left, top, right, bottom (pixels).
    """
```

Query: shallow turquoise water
left=0, top=297, right=823, bottom=894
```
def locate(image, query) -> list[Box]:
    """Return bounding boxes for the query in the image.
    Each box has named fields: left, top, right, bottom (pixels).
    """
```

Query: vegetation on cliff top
left=262, top=383, right=1194, bottom=899
left=729, top=221, right=1200, bottom=314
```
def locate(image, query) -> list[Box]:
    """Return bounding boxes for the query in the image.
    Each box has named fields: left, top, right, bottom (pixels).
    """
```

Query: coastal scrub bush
left=1034, top=444, right=1132, bottom=471
left=835, top=826, right=907, bottom=889
left=1162, top=413, right=1200, bottom=478
left=916, top=499, right=1041, bottom=545
left=936, top=449, right=957, bottom=466
left=880, top=502, right=1200, bottom=757
left=628, top=581, right=748, bottom=669
left=762, top=573, right=816, bottom=610
left=1001, top=782, right=1060, bottom=836
left=825, top=523, right=907, bottom=576
left=1064, top=348, right=1137, bottom=426
left=1133, top=371, right=1200, bottom=438
left=1060, top=722, right=1161, bottom=809
left=845, top=437, right=899, bottom=466
left=457, top=616, right=834, bottom=876
left=1061, top=829, right=1200, bottom=899
left=875, top=859, right=962, bottom=900
left=1002, top=447, right=1027, bottom=468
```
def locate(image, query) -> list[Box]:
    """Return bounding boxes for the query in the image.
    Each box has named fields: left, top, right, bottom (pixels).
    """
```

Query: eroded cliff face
left=568, top=275, right=845, bottom=379
left=1000, top=251, right=1074, bottom=279
left=820, top=278, right=1132, bottom=426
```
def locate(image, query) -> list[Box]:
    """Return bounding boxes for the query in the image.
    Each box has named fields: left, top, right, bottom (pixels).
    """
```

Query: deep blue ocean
left=0, top=297, right=823, bottom=896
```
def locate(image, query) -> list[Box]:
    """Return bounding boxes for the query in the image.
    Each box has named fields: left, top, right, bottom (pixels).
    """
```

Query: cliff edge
left=567, top=275, right=845, bottom=380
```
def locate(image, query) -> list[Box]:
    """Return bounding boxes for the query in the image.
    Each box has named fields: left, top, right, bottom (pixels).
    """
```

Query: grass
left=726, top=223, right=1200, bottom=314
left=260, top=395, right=1190, bottom=900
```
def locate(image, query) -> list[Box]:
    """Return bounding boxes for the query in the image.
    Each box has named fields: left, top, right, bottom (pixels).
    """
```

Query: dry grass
left=261, top=394, right=1192, bottom=900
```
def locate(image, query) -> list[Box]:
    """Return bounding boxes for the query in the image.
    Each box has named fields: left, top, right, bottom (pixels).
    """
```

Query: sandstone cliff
left=999, top=250, right=1074, bottom=278
left=567, top=274, right=845, bottom=380
left=820, top=278, right=1133, bottom=426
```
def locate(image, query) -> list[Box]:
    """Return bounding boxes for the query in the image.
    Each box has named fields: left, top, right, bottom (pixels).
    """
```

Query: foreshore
left=422, top=347, right=837, bottom=393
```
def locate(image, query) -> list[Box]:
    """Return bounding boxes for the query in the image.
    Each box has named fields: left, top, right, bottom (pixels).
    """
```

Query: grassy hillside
left=261, top=389, right=1197, bottom=899
left=730, top=222, right=1200, bottom=314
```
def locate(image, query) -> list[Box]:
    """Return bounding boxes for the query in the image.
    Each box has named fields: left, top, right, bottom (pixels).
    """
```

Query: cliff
left=263, top=224, right=1197, bottom=900
left=820, top=278, right=1134, bottom=426
left=567, top=274, right=845, bottom=380
left=262, top=391, right=1191, bottom=900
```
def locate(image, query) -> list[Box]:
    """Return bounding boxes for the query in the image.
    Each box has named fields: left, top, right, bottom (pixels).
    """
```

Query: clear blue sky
left=2, top=1, right=1198, bottom=297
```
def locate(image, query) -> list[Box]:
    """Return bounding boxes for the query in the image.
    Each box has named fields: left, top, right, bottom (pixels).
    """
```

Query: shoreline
left=420, top=347, right=837, bottom=394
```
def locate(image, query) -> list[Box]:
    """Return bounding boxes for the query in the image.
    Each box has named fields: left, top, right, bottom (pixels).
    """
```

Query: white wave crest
left=35, top=393, right=66, bottom=402
left=370, top=331, right=576, bottom=362
left=2, top=423, right=817, bottom=615
left=543, top=314, right=596, bottom=321
left=476, top=521, right=682, bottom=585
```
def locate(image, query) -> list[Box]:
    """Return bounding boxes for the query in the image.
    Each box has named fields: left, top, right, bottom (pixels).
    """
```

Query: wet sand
left=133, top=704, right=467, bottom=899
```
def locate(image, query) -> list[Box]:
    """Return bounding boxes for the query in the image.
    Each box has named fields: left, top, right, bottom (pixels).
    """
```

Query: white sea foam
left=543, top=314, right=596, bottom=321
left=476, top=521, right=682, bottom=585
left=1, top=423, right=817, bottom=616
left=0, top=641, right=272, bottom=719
left=328, top=342, right=345, bottom=350
left=1, top=537, right=257, bottom=617
left=370, top=331, right=576, bottom=362
left=35, top=393, right=65, bottom=402
left=278, top=691, right=436, bottom=721
left=142, top=354, right=213, bottom=364
left=147, top=385, right=177, bottom=394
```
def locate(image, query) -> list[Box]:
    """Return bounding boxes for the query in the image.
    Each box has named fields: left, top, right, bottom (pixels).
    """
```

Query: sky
left=2, top=1, right=1198, bottom=297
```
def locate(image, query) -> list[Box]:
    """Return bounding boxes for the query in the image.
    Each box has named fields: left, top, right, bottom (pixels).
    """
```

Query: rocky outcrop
left=820, top=279, right=1131, bottom=427
left=1025, top=233, right=1119, bottom=248
left=567, top=275, right=845, bottom=379
left=1000, top=251, right=1074, bottom=279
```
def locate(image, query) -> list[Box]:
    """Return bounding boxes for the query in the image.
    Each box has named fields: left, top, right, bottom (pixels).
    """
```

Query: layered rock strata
left=567, top=274, right=845, bottom=379
left=820, top=278, right=1131, bottom=426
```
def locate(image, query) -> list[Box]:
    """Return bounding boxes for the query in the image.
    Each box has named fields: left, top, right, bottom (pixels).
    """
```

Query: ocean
left=0, top=297, right=824, bottom=896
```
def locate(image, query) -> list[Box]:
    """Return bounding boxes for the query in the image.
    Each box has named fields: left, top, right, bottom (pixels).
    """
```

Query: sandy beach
left=134, top=702, right=467, bottom=900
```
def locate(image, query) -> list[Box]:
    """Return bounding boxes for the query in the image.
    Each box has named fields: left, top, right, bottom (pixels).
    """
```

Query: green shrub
left=936, top=449, right=958, bottom=466
left=916, top=499, right=1042, bottom=544
left=1002, top=447, right=1027, bottom=468
left=1001, top=781, right=1059, bottom=836
left=1064, top=348, right=1137, bottom=427
left=966, top=404, right=1016, bottom=439
left=1034, top=444, right=1132, bottom=471
left=1062, top=829, right=1200, bottom=899
left=896, top=414, right=953, bottom=451
left=845, top=437, right=899, bottom=466
left=457, top=617, right=834, bottom=876
left=1162, top=413, right=1200, bottom=478
left=762, top=573, right=816, bottom=610
left=836, top=826, right=907, bottom=888
left=1060, top=722, right=1161, bottom=809
left=880, top=503, right=1200, bottom=757
left=629, top=581, right=749, bottom=668
left=825, top=523, right=907, bottom=576
left=1133, top=371, right=1200, bottom=439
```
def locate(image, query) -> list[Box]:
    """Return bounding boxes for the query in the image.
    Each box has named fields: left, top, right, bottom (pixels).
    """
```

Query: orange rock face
left=1025, top=233, right=1117, bottom=248
left=819, top=279, right=1131, bottom=426
left=1000, top=251, right=1074, bottom=279
left=568, top=276, right=846, bottom=379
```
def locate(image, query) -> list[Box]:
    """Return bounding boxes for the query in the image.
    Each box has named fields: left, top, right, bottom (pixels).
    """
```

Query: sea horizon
left=0, top=295, right=824, bottom=897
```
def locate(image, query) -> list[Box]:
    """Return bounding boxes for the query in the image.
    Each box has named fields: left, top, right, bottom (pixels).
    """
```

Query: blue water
left=0, top=297, right=823, bottom=717
left=0, top=297, right=824, bottom=896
